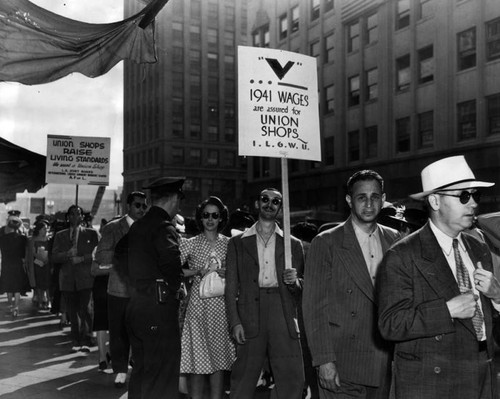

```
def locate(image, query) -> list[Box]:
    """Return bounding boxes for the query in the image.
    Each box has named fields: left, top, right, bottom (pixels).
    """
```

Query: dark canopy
left=0, top=137, right=46, bottom=203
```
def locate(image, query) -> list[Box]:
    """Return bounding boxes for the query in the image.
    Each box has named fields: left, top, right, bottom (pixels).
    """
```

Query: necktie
left=453, top=239, right=484, bottom=340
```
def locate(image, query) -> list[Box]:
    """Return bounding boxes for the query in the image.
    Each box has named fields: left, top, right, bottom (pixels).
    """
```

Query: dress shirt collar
left=241, top=222, right=283, bottom=239
left=429, top=219, right=466, bottom=256
left=125, top=215, right=135, bottom=227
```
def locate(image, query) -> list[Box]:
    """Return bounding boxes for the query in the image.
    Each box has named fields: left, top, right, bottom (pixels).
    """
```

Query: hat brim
left=410, top=180, right=495, bottom=200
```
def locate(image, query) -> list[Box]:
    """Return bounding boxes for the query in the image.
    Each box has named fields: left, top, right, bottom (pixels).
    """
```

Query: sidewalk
left=0, top=293, right=126, bottom=399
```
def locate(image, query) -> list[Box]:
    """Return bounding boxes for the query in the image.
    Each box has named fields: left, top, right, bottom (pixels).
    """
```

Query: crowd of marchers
left=1, top=154, right=500, bottom=399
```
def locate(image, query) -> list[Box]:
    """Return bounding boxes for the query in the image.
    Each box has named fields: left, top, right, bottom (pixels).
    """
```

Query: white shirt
left=352, top=221, right=383, bottom=285
left=429, top=220, right=487, bottom=340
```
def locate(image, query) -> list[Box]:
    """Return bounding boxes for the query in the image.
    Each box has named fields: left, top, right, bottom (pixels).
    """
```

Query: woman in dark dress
left=0, top=216, right=29, bottom=317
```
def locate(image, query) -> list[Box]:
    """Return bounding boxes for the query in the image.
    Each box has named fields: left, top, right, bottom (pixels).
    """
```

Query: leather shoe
left=98, top=361, right=107, bottom=372
left=79, top=345, right=90, bottom=353
left=114, top=372, right=127, bottom=388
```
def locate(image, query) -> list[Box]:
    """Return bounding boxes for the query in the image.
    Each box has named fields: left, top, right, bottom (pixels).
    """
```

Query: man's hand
left=474, top=262, right=500, bottom=303
left=232, top=324, right=246, bottom=345
left=283, top=268, right=297, bottom=285
left=318, top=362, right=340, bottom=392
left=446, top=292, right=478, bottom=319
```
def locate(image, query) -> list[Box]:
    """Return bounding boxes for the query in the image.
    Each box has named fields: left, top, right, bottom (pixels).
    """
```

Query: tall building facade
left=247, top=0, right=500, bottom=216
left=123, top=0, right=248, bottom=214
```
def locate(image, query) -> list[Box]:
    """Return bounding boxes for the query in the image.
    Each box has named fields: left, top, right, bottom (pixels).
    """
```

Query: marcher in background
left=377, top=155, right=499, bottom=399
left=94, top=191, right=147, bottom=388
left=0, top=212, right=29, bottom=318
left=179, top=196, right=235, bottom=399
left=126, top=177, right=185, bottom=399
left=303, top=170, right=400, bottom=399
left=26, top=220, right=51, bottom=310
left=52, top=205, right=99, bottom=352
left=225, top=188, right=305, bottom=399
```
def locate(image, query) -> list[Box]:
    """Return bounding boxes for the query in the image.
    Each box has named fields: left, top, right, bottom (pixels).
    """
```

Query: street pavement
left=2, top=292, right=500, bottom=399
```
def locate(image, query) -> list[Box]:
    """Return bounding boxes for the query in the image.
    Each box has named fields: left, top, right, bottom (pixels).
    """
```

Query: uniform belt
left=478, top=340, right=487, bottom=352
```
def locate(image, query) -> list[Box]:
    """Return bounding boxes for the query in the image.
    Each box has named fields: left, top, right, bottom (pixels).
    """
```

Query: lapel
left=338, top=217, right=375, bottom=302
left=119, top=217, right=130, bottom=236
left=274, top=234, right=285, bottom=282
left=241, top=234, right=260, bottom=273
left=414, top=223, right=480, bottom=338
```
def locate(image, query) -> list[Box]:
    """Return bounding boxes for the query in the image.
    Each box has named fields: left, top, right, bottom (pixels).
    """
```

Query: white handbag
left=199, top=270, right=225, bottom=299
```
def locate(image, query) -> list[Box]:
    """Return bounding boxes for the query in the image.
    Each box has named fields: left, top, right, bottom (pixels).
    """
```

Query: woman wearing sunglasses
left=178, top=196, right=235, bottom=399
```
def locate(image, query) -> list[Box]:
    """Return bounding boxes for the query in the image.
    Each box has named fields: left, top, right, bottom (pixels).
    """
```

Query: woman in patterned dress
left=179, top=196, right=236, bottom=399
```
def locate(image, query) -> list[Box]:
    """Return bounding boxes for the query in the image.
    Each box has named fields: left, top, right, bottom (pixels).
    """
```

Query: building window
left=225, top=127, right=236, bottom=142
left=457, top=100, right=476, bottom=141
left=325, top=84, right=334, bottom=113
left=310, top=40, right=320, bottom=59
left=487, top=94, right=500, bottom=135
left=291, top=6, right=299, bottom=33
left=224, top=151, right=236, bottom=167
left=208, top=103, right=218, bottom=123
left=396, top=117, right=411, bottom=153
left=486, top=17, right=500, bottom=61
left=347, top=20, right=360, bottom=53
left=172, top=71, right=183, bottom=93
left=190, top=25, right=201, bottom=46
left=190, top=124, right=201, bottom=139
left=311, top=0, right=320, bottom=21
left=252, top=25, right=270, bottom=48
left=190, top=74, right=201, bottom=97
left=172, top=147, right=184, bottom=164
left=207, top=28, right=218, bottom=50
left=208, top=125, right=219, bottom=141
left=418, top=0, right=433, bottom=20
left=418, top=111, right=434, bottom=148
left=208, top=52, right=218, bottom=73
left=225, top=3, right=235, bottom=26
left=208, top=2, right=218, bottom=26
left=457, top=28, right=476, bottom=70
left=418, top=45, right=434, bottom=84
left=263, top=27, right=270, bottom=47
left=324, top=0, right=334, bottom=13
left=396, top=54, right=411, bottom=91
left=366, top=12, right=378, bottom=45
left=225, top=78, right=235, bottom=97
left=190, top=49, right=201, bottom=71
left=366, top=68, right=378, bottom=101
left=365, top=126, right=378, bottom=158
left=396, top=0, right=410, bottom=30
left=173, top=22, right=183, bottom=43
left=172, top=98, right=184, bottom=137
left=325, top=32, right=334, bottom=63
left=348, top=75, right=360, bottom=107
left=190, top=0, right=201, bottom=20
left=324, top=136, right=334, bottom=165
left=224, top=31, right=235, bottom=53
left=173, top=46, right=183, bottom=68
left=279, top=14, right=288, bottom=40
left=224, top=55, right=235, bottom=75
left=348, top=130, right=360, bottom=162
left=208, top=77, right=219, bottom=98
left=207, top=150, right=219, bottom=166
left=189, top=148, right=201, bottom=165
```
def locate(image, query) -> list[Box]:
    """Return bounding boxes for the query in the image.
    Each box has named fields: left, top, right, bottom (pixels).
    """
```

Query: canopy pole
left=75, top=185, right=79, bottom=206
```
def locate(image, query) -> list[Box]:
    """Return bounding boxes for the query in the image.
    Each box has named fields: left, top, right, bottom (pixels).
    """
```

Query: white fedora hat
left=410, top=155, right=494, bottom=200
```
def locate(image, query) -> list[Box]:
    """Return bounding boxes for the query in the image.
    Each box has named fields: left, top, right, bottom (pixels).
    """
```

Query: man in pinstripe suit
left=303, top=170, right=400, bottom=399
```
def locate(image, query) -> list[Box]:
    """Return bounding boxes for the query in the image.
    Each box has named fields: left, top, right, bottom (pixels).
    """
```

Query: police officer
left=125, top=177, right=185, bottom=399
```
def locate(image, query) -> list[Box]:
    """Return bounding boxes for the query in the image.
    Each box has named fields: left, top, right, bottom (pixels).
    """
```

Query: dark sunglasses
left=132, top=203, right=148, bottom=210
left=437, top=191, right=481, bottom=204
left=260, top=195, right=282, bottom=206
left=202, top=212, right=220, bottom=220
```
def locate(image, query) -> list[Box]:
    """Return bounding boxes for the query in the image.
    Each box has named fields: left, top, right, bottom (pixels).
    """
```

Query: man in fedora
left=377, top=155, right=500, bottom=399
left=125, top=177, right=185, bottom=399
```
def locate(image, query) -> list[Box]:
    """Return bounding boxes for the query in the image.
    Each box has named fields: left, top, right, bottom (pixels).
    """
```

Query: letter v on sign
left=265, top=58, right=294, bottom=80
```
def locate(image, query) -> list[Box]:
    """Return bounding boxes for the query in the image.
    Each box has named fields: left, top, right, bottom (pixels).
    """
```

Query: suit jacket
left=302, top=216, right=400, bottom=387
left=94, top=216, right=130, bottom=297
left=52, top=226, right=99, bottom=291
left=225, top=224, right=305, bottom=339
left=377, top=222, right=498, bottom=399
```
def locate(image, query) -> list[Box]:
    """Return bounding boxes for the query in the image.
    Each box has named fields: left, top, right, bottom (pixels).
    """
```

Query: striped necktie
left=453, top=239, right=484, bottom=340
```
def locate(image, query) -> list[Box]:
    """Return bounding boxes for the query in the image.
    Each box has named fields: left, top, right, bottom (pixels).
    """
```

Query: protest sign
left=238, top=46, right=321, bottom=161
left=46, top=135, right=110, bottom=185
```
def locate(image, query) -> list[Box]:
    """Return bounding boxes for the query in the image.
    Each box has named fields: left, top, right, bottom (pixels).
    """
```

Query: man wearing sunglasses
left=126, top=177, right=185, bottom=399
left=377, top=155, right=499, bottom=399
left=94, top=191, right=147, bottom=388
left=225, top=187, right=305, bottom=399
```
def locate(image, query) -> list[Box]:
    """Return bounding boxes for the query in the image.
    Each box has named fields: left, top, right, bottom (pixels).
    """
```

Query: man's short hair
left=126, top=191, right=147, bottom=205
left=346, top=170, right=384, bottom=195
left=66, top=204, right=83, bottom=219
left=259, top=187, right=282, bottom=197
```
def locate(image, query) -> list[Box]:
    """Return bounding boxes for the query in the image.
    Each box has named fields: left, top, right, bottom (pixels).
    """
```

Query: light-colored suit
left=377, top=223, right=498, bottom=399
left=303, top=217, right=400, bottom=391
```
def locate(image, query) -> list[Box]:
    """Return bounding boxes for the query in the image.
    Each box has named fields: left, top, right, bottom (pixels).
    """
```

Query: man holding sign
left=225, top=187, right=305, bottom=399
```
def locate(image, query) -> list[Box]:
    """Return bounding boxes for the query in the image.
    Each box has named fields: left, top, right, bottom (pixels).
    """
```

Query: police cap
left=143, top=177, right=185, bottom=199
left=7, top=210, right=21, bottom=217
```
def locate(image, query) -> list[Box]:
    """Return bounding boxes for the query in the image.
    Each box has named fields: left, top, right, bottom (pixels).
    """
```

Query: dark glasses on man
left=202, top=212, right=220, bottom=220
left=132, top=203, right=148, bottom=210
left=260, top=195, right=282, bottom=206
left=437, top=191, right=481, bottom=204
